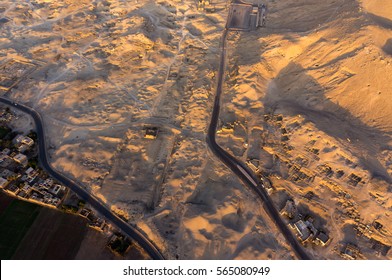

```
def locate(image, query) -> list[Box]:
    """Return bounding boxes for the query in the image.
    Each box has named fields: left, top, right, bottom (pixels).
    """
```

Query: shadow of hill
left=263, top=62, right=392, bottom=183
left=231, top=31, right=264, bottom=66
left=382, top=38, right=392, bottom=56
left=367, top=13, right=392, bottom=30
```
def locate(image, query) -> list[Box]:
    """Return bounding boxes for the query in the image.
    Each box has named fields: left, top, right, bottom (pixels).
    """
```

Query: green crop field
left=0, top=198, right=41, bottom=259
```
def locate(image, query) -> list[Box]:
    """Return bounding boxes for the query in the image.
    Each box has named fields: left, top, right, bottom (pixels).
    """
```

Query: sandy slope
left=218, top=0, right=392, bottom=259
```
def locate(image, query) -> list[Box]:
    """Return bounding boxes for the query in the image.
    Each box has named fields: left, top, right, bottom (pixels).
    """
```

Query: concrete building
left=281, top=199, right=297, bottom=219
left=293, top=220, right=311, bottom=241
left=13, top=153, right=28, bottom=166
left=315, top=231, right=330, bottom=246
left=0, top=154, right=9, bottom=164
left=13, top=135, right=34, bottom=152
left=1, top=148, right=10, bottom=155
left=49, top=184, right=65, bottom=196
left=220, top=123, right=234, bottom=133
left=144, top=127, right=159, bottom=140
left=342, top=243, right=360, bottom=260
left=249, top=5, right=259, bottom=30
left=0, top=177, right=9, bottom=188
left=246, top=158, right=259, bottom=173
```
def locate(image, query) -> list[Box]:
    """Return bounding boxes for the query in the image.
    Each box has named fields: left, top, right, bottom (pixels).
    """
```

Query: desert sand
left=1, top=0, right=391, bottom=259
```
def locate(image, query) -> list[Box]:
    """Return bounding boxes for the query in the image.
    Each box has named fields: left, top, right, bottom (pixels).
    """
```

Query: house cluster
left=0, top=134, right=34, bottom=167
left=17, top=177, right=65, bottom=207
left=80, top=208, right=108, bottom=231
left=281, top=199, right=330, bottom=246
left=1, top=155, right=66, bottom=207
left=0, top=130, right=66, bottom=207
left=339, top=232, right=390, bottom=259
left=0, top=108, right=13, bottom=122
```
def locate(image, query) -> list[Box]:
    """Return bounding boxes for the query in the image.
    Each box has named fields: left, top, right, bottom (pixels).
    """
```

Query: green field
left=0, top=198, right=41, bottom=259
left=0, top=192, right=146, bottom=259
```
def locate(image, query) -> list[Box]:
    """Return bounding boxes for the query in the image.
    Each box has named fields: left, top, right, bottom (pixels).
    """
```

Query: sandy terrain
left=1, top=0, right=391, bottom=259
left=218, top=0, right=392, bottom=259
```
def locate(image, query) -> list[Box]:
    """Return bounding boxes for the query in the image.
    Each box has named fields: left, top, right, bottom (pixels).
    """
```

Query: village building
left=0, top=154, right=13, bottom=167
left=0, top=177, right=9, bottom=188
left=281, top=199, right=297, bottom=219
left=371, top=239, right=391, bottom=256
left=1, top=148, right=10, bottom=155
left=246, top=158, right=259, bottom=173
left=293, top=220, right=311, bottom=241
left=13, top=153, right=28, bottom=166
left=315, top=231, right=330, bottom=246
left=49, top=184, right=66, bottom=196
left=0, top=154, right=10, bottom=164
left=13, top=134, right=34, bottom=152
left=219, top=123, right=234, bottom=133
left=342, top=243, right=360, bottom=260
left=144, top=127, right=159, bottom=140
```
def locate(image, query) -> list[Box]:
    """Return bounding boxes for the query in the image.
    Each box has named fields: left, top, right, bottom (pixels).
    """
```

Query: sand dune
left=1, top=0, right=391, bottom=259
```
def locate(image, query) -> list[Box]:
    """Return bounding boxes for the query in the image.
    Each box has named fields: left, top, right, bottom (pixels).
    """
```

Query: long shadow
left=382, top=38, right=392, bottom=56
left=263, top=62, right=392, bottom=183
left=231, top=31, right=264, bottom=66
left=367, top=12, right=392, bottom=30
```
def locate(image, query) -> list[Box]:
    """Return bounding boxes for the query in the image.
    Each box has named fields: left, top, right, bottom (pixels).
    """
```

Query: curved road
left=206, top=19, right=311, bottom=259
left=0, top=97, right=165, bottom=260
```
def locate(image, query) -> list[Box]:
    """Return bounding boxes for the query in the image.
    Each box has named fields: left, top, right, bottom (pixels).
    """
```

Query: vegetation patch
left=0, top=198, right=40, bottom=259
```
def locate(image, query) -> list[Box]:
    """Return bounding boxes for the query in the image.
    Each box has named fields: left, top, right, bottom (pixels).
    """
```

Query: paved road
left=0, top=97, right=165, bottom=260
left=206, top=16, right=311, bottom=260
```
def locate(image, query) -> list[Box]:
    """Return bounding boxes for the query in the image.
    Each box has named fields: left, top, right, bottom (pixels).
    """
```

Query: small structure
left=0, top=154, right=10, bottom=164
left=246, top=158, right=259, bottom=173
left=49, top=184, right=65, bottom=196
left=348, top=173, right=362, bottom=186
left=144, top=127, right=159, bottom=140
left=0, top=169, right=15, bottom=178
left=315, top=231, right=330, bottom=246
left=371, top=239, right=391, bottom=256
left=13, top=134, right=34, bottom=146
left=281, top=199, right=296, bottom=219
left=5, top=183, right=19, bottom=194
left=13, top=135, right=34, bottom=152
left=1, top=148, right=10, bottom=155
left=219, top=123, right=234, bottom=133
left=373, top=220, right=383, bottom=231
left=342, top=243, right=360, bottom=260
left=108, top=234, right=131, bottom=255
left=80, top=208, right=91, bottom=218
